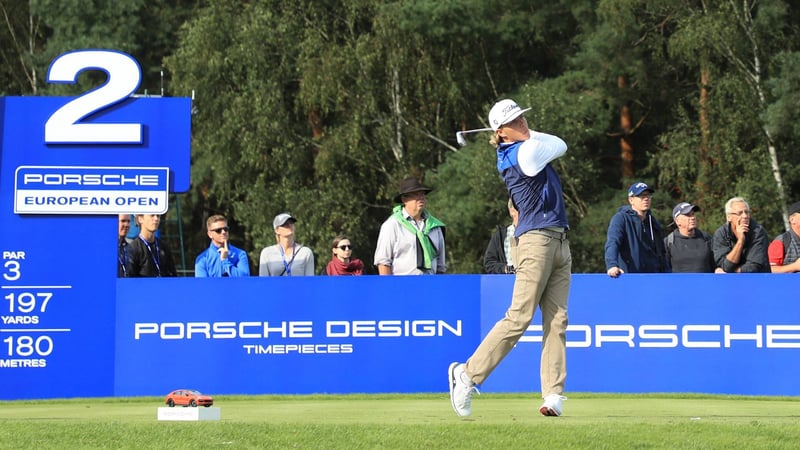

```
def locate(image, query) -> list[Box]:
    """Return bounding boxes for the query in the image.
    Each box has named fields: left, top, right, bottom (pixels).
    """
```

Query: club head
left=456, top=132, right=467, bottom=147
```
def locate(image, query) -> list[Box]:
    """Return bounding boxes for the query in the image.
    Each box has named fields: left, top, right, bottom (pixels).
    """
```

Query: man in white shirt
left=374, top=177, right=446, bottom=275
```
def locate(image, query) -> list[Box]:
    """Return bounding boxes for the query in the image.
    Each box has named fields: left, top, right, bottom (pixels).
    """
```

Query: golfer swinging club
left=449, top=99, right=571, bottom=417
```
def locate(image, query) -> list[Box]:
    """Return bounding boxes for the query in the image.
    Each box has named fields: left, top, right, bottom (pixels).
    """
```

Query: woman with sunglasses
left=325, top=234, right=364, bottom=275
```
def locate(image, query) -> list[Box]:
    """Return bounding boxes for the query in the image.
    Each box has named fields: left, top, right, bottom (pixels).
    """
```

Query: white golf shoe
left=448, top=362, right=479, bottom=417
left=539, top=394, right=567, bottom=416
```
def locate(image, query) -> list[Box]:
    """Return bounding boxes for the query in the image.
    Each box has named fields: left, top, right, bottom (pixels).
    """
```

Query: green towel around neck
left=392, top=204, right=445, bottom=270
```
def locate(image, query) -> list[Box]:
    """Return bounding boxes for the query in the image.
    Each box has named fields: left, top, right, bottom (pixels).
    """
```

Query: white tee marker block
left=157, top=406, right=221, bottom=421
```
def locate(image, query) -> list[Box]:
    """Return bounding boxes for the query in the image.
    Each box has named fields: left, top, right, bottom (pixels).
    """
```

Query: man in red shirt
left=768, top=202, right=800, bottom=273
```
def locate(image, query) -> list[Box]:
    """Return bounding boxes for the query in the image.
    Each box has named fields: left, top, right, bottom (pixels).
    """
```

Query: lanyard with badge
left=139, top=236, right=162, bottom=276
left=118, top=240, right=129, bottom=276
left=279, top=242, right=298, bottom=276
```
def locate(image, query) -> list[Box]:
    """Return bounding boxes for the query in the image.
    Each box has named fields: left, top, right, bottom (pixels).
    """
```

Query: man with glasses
left=605, top=181, right=670, bottom=277
left=712, top=197, right=770, bottom=273
left=195, top=214, right=250, bottom=277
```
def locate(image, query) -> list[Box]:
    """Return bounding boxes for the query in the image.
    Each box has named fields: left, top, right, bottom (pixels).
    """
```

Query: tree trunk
left=695, top=66, right=711, bottom=207
left=307, top=109, right=323, bottom=139
left=618, top=75, right=634, bottom=178
left=390, top=66, right=404, bottom=162
left=725, top=0, right=789, bottom=229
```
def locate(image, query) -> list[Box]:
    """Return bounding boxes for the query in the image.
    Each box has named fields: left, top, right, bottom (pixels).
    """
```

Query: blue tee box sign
left=14, top=166, right=169, bottom=214
left=0, top=50, right=191, bottom=400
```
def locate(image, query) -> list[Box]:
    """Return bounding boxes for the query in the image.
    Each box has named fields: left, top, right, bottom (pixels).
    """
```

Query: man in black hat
left=373, top=177, right=446, bottom=275
left=768, top=201, right=800, bottom=273
left=664, top=202, right=715, bottom=273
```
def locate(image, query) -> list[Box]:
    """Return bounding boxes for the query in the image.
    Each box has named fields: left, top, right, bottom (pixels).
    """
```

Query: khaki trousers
left=465, top=230, right=571, bottom=396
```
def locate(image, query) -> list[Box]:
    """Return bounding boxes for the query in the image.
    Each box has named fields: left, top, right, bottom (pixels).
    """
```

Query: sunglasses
left=210, top=227, right=229, bottom=234
left=337, top=245, right=353, bottom=250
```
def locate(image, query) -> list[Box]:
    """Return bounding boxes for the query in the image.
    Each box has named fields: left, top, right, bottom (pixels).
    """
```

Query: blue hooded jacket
left=604, top=205, right=670, bottom=273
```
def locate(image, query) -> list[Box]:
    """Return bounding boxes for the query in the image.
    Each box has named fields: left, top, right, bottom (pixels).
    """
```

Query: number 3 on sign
left=45, top=50, right=143, bottom=144
left=3, top=261, right=20, bottom=281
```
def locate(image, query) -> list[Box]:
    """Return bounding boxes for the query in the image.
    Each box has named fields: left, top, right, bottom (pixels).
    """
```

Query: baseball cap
left=672, top=202, right=700, bottom=219
left=627, top=182, right=654, bottom=197
left=273, top=213, right=297, bottom=229
left=789, top=202, right=800, bottom=216
left=488, top=99, right=531, bottom=131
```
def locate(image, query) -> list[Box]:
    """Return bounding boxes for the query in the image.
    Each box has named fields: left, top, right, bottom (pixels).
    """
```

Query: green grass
left=1, top=393, right=799, bottom=449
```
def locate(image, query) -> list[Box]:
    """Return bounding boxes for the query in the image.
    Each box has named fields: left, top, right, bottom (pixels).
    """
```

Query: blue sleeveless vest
left=496, top=141, right=569, bottom=237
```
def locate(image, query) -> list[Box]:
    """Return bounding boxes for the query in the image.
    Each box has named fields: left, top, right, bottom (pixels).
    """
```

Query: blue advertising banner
left=114, top=276, right=481, bottom=396
left=110, top=274, right=800, bottom=398
left=483, top=274, right=800, bottom=395
left=4, top=272, right=800, bottom=399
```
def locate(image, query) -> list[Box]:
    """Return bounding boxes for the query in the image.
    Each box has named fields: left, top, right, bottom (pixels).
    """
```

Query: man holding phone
left=195, top=214, right=251, bottom=277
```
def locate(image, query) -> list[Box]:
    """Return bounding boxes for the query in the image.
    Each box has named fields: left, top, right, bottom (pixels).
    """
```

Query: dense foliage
left=4, top=0, right=800, bottom=273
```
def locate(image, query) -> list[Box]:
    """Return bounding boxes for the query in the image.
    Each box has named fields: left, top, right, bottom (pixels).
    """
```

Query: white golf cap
left=488, top=99, right=531, bottom=131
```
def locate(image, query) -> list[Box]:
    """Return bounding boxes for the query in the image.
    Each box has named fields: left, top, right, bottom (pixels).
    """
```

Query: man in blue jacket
left=195, top=214, right=250, bottom=277
left=605, top=182, right=670, bottom=277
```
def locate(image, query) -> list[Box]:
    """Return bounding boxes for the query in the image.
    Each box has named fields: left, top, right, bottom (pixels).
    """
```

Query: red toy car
left=164, top=389, right=214, bottom=407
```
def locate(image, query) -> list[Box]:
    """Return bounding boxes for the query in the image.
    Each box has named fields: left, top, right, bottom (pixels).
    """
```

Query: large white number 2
left=45, top=50, right=143, bottom=144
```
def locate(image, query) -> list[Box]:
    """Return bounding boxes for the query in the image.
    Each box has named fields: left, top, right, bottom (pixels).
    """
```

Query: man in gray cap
left=768, top=201, right=800, bottom=273
left=664, top=202, right=715, bottom=273
left=374, top=176, right=446, bottom=275
left=258, top=213, right=315, bottom=276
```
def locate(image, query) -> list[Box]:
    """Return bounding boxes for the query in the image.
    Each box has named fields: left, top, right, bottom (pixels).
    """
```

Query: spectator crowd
left=117, top=184, right=800, bottom=278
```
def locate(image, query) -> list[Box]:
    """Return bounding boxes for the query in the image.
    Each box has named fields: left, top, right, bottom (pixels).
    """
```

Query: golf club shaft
left=459, top=128, right=493, bottom=135
left=455, top=128, right=493, bottom=146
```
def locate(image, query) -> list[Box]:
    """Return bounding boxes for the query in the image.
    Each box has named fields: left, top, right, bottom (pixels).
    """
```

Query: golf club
left=455, top=128, right=493, bottom=147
